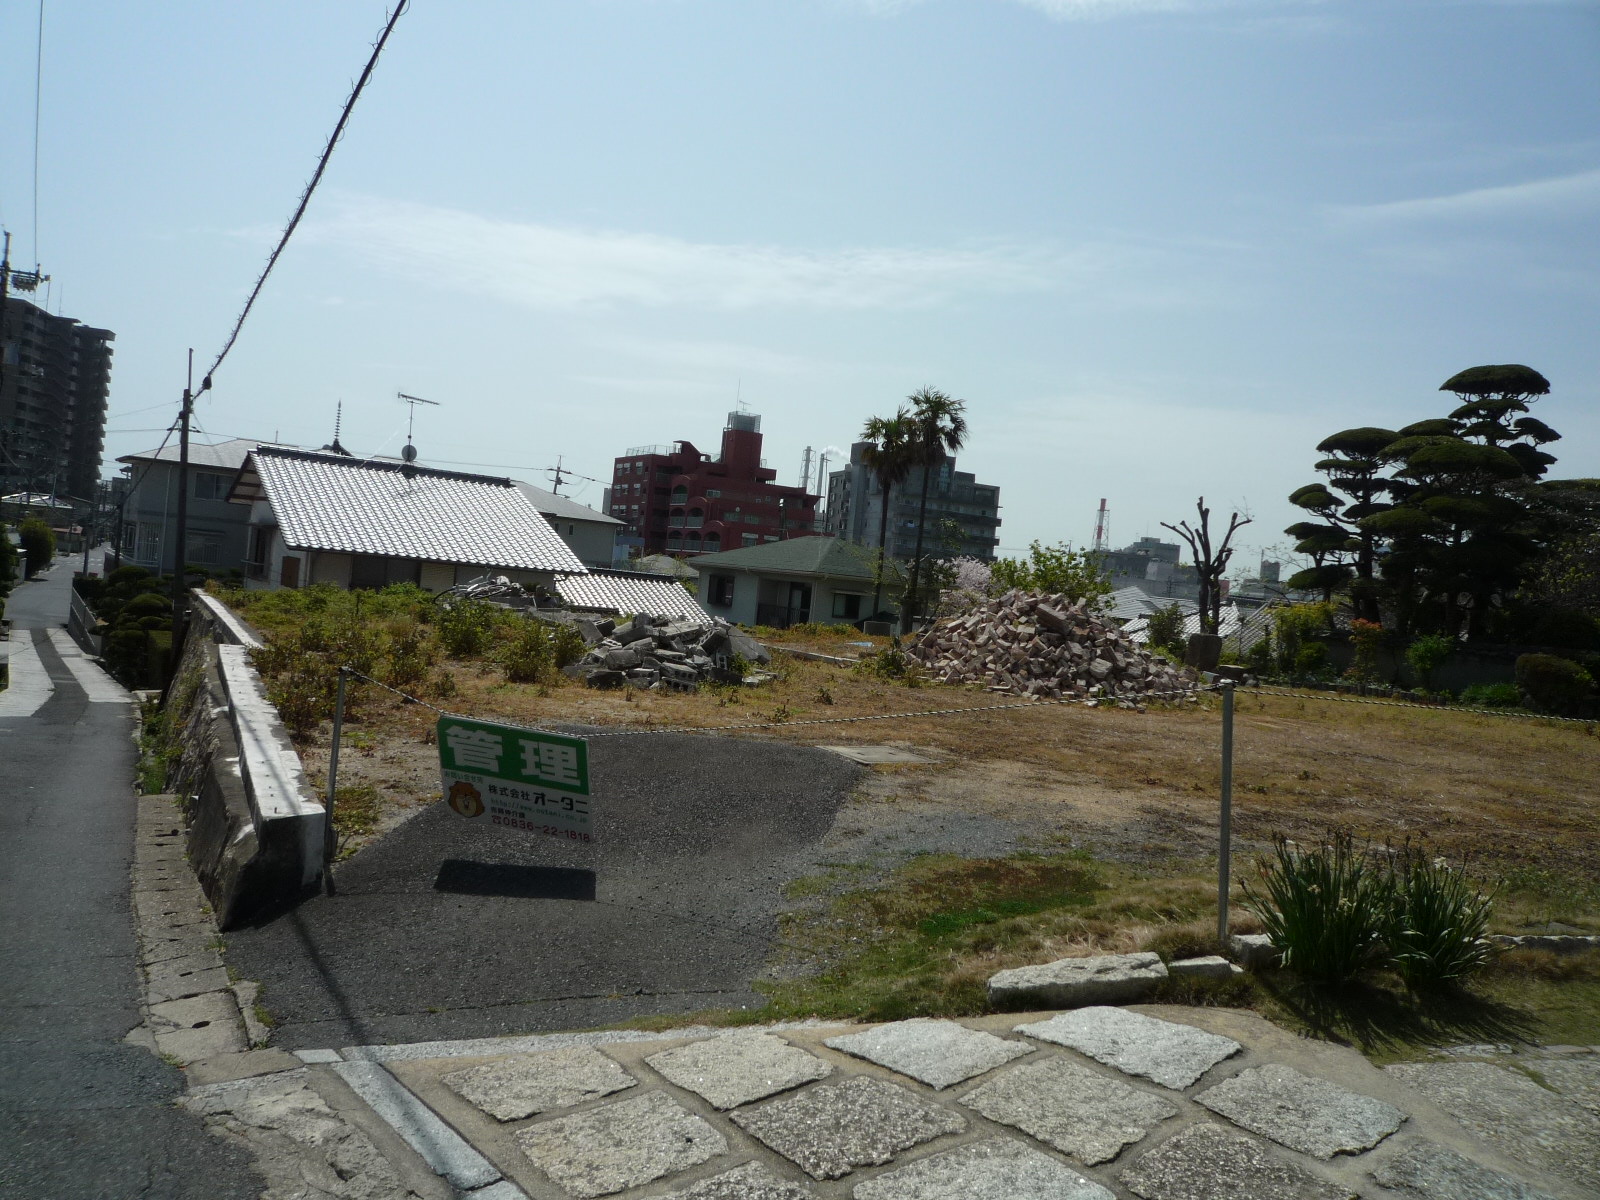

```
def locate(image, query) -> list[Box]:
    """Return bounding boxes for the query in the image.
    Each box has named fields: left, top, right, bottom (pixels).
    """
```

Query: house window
left=704, top=489, right=721, bottom=498
left=703, top=532, right=721, bottom=551
left=192, top=471, right=231, bottom=501
left=185, top=530, right=225, bottom=565
left=281, top=556, right=301, bottom=588
left=669, top=510, right=685, bottom=528
left=832, top=592, right=864, bottom=620
left=745, top=514, right=761, bottom=524
left=687, top=508, right=703, bottom=529
left=135, top=522, right=162, bottom=564
left=742, top=533, right=760, bottom=547
left=671, top=485, right=688, bottom=505
left=351, top=555, right=421, bottom=589
left=709, top=574, right=735, bottom=607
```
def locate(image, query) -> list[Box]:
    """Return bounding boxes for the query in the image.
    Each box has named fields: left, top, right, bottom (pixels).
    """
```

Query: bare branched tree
left=1162, top=496, right=1252, bottom=635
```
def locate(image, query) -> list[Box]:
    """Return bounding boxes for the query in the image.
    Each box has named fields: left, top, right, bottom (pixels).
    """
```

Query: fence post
left=324, top=667, right=348, bottom=894
left=1217, top=679, right=1235, bottom=946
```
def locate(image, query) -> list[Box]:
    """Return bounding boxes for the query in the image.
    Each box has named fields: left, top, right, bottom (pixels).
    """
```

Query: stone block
left=515, top=1091, right=728, bottom=1198
left=824, top=1018, right=1032, bottom=1090
left=987, top=951, right=1168, bottom=1008
left=1016, top=1007, right=1241, bottom=1090
left=960, top=1057, right=1178, bottom=1165
left=658, top=1162, right=815, bottom=1199
left=854, top=1136, right=1114, bottom=1200
left=1169, top=955, right=1243, bottom=980
left=730, top=1076, right=964, bottom=1180
left=585, top=669, right=626, bottom=689
left=1120, top=1123, right=1356, bottom=1200
left=1369, top=1140, right=1558, bottom=1200
left=442, top=1046, right=637, bottom=1121
left=602, top=648, right=642, bottom=670
left=1197, top=1063, right=1405, bottom=1159
left=646, top=1032, right=831, bottom=1110
left=1229, top=933, right=1280, bottom=968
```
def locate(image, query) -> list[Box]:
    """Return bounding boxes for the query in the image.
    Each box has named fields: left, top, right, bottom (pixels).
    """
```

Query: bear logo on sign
left=446, top=780, right=484, bottom=818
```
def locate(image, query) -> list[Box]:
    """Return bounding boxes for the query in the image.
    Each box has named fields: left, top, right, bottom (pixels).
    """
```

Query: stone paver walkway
left=179, top=1005, right=1598, bottom=1200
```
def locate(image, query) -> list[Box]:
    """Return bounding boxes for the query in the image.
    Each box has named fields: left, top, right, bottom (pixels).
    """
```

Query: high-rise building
left=826, top=442, right=1001, bottom=561
left=609, top=412, right=820, bottom=556
left=0, top=296, right=114, bottom=501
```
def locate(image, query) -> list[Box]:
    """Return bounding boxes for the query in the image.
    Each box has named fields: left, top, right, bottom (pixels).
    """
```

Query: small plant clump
left=1243, top=830, right=1500, bottom=988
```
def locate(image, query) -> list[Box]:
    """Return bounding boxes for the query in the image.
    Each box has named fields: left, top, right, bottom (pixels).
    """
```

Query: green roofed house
left=689, top=535, right=900, bottom=629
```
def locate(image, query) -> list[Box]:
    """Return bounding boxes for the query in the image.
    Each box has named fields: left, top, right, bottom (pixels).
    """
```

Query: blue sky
left=2, top=0, right=1595, bottom=569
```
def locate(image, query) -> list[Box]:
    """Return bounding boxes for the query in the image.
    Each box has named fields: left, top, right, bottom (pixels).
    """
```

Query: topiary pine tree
left=1284, top=426, right=1398, bottom=620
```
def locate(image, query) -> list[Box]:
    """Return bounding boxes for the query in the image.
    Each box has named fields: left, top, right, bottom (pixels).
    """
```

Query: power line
left=194, top=0, right=409, bottom=395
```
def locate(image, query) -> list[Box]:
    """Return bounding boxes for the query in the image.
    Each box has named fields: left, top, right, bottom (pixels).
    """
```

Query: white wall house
left=228, top=447, right=585, bottom=592
left=690, top=536, right=898, bottom=629
left=515, top=482, right=623, bottom=569
left=116, top=437, right=298, bottom=575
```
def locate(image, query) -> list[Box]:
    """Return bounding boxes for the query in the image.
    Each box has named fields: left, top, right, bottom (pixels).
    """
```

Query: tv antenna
left=397, top=392, right=439, bottom=463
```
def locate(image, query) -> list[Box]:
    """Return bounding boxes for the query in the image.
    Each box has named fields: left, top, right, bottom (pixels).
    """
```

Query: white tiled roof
left=240, top=448, right=585, bottom=574
left=554, top=569, right=708, bottom=621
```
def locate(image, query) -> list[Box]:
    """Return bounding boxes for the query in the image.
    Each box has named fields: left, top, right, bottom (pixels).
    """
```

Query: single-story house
left=228, top=447, right=585, bottom=591
left=690, top=536, right=899, bottom=629
left=514, top=482, right=623, bottom=569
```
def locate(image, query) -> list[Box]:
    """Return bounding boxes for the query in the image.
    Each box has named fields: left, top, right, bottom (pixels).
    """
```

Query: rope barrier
left=1238, top=686, right=1595, bottom=726
left=336, top=666, right=1208, bottom=738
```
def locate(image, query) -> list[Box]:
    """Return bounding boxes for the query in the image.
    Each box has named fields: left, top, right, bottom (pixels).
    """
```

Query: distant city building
left=1091, top=536, right=1201, bottom=600
left=0, top=296, right=114, bottom=502
left=825, top=443, right=1001, bottom=561
left=609, top=412, right=820, bottom=557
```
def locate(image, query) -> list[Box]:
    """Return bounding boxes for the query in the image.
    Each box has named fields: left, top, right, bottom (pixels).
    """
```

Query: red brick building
left=609, top=412, right=820, bottom=557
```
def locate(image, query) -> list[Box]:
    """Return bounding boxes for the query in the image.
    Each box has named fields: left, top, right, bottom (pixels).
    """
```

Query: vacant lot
left=225, top=596, right=1600, bottom=1052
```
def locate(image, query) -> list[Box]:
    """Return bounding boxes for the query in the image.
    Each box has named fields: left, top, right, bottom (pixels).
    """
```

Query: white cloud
left=839, top=0, right=1325, bottom=20
left=1329, top=168, right=1600, bottom=224
left=306, top=194, right=1206, bottom=314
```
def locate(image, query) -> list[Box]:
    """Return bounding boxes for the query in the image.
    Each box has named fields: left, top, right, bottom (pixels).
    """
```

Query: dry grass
left=324, top=624, right=1600, bottom=888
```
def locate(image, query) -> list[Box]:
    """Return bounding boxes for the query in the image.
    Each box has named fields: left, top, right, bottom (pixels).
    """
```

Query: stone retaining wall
left=163, top=591, right=325, bottom=927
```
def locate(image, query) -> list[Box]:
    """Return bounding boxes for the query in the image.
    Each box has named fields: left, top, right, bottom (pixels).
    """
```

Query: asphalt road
left=0, top=556, right=260, bottom=1199
left=224, top=730, right=863, bottom=1049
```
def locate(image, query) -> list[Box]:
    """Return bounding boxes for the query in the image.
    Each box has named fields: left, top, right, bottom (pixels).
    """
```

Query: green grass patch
left=331, top=784, right=382, bottom=853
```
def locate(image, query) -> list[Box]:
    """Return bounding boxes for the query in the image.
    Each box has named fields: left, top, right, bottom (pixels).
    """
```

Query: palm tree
left=860, top=408, right=915, bottom=618
left=900, top=387, right=968, bottom=634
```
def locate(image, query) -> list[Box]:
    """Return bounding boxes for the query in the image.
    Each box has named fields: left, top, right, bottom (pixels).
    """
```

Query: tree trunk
left=871, top=480, right=891, bottom=616
left=899, top=463, right=934, bottom=635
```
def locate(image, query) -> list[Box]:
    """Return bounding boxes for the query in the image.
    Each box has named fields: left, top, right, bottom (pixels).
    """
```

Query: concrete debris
left=906, top=590, right=1196, bottom=703
left=563, top=613, right=772, bottom=693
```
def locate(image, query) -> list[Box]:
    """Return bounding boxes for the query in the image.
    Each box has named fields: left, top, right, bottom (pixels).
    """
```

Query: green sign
left=437, top=715, right=592, bottom=843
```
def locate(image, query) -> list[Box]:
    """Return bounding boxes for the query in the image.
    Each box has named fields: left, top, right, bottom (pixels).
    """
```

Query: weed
left=816, top=686, right=834, bottom=706
left=436, top=598, right=503, bottom=657
left=331, top=784, right=382, bottom=851
left=1384, top=844, right=1498, bottom=987
left=769, top=703, right=794, bottom=723
left=1241, top=832, right=1389, bottom=983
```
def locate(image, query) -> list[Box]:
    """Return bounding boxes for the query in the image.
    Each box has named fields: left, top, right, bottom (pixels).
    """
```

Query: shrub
left=1459, top=682, right=1520, bottom=708
left=989, top=541, right=1112, bottom=611
left=1273, top=602, right=1334, bottom=677
left=0, top=525, right=18, bottom=591
left=436, top=598, right=502, bottom=657
left=19, top=519, right=55, bottom=576
left=1382, top=845, right=1497, bottom=987
left=1404, top=633, right=1454, bottom=690
left=1145, top=603, right=1187, bottom=658
left=1347, top=619, right=1386, bottom=687
left=1240, top=832, right=1390, bottom=983
left=499, top=618, right=573, bottom=684
left=378, top=618, right=438, bottom=691
left=1515, top=653, right=1595, bottom=715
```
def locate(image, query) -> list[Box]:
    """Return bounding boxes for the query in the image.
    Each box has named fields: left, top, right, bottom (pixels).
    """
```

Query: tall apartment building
left=826, top=442, right=1001, bottom=561
left=0, top=296, right=114, bottom=501
left=609, top=412, right=819, bottom=556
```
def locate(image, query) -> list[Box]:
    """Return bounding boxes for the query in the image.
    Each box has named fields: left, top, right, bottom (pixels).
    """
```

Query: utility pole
left=171, top=351, right=194, bottom=612
left=548, top=454, right=568, bottom=496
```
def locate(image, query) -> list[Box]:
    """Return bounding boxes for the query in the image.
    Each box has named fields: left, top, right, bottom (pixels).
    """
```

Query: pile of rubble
left=906, top=590, right=1195, bottom=702
left=560, top=613, right=772, bottom=692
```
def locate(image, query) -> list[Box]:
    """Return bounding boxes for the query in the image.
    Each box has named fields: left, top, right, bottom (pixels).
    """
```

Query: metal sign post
left=1217, top=680, right=1235, bottom=946
left=436, top=715, right=593, bottom=844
